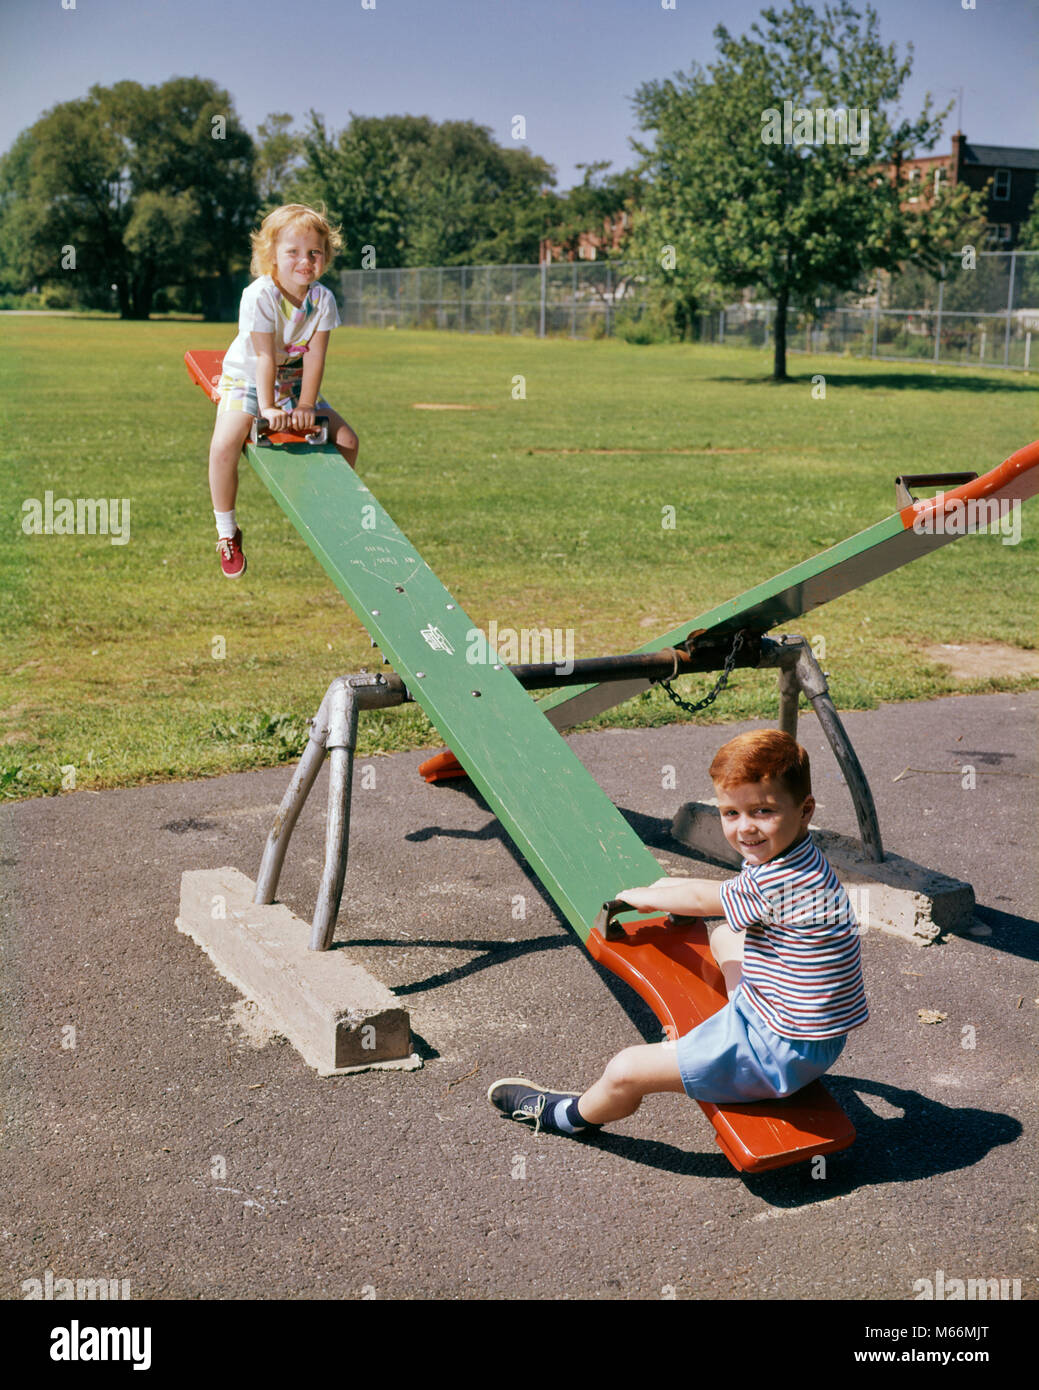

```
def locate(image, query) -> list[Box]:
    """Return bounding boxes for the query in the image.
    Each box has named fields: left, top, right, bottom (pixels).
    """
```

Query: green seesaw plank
left=244, top=436, right=662, bottom=944
left=186, top=349, right=863, bottom=1171
left=538, top=440, right=1039, bottom=730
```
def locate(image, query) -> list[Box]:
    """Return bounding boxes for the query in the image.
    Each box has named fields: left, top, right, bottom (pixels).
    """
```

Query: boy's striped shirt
left=717, top=834, right=868, bottom=1040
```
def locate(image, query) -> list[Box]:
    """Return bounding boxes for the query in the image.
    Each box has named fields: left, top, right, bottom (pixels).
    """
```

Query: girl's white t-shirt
left=221, top=275, right=341, bottom=380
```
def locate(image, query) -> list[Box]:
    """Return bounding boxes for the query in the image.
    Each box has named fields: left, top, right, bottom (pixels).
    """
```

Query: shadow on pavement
left=969, top=905, right=1039, bottom=962
left=576, top=1075, right=1022, bottom=1205
left=331, top=932, right=570, bottom=996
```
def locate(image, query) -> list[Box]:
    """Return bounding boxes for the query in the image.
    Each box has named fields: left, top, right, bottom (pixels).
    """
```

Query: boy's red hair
left=709, top=730, right=812, bottom=803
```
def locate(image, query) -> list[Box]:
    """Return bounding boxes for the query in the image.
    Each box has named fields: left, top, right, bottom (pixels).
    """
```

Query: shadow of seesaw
left=331, top=924, right=1024, bottom=1197
left=578, top=1074, right=1022, bottom=1200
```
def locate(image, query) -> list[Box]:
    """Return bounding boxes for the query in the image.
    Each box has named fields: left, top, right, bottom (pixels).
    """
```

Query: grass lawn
left=2, top=316, right=1036, bottom=800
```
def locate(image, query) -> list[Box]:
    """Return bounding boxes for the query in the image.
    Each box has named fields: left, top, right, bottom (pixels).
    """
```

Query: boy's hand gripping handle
left=594, top=898, right=698, bottom=941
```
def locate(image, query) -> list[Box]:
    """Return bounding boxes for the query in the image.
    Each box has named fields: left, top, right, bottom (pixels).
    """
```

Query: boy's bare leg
left=577, top=1040, right=686, bottom=1126
left=208, top=413, right=254, bottom=511
left=708, top=922, right=744, bottom=999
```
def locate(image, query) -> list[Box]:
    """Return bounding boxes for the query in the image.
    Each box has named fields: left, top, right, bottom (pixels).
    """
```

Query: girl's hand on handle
left=262, top=406, right=290, bottom=433
left=291, top=405, right=316, bottom=433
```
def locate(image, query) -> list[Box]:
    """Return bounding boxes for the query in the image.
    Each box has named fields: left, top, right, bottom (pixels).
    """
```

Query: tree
left=630, top=1, right=985, bottom=378
left=543, top=161, right=640, bottom=260
left=297, top=113, right=556, bottom=267
left=1016, top=187, right=1039, bottom=309
left=0, top=77, right=256, bottom=318
left=624, top=168, right=725, bottom=342
left=255, top=113, right=305, bottom=209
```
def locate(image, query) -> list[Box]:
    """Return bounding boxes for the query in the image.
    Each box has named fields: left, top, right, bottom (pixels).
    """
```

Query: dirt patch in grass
left=528, top=447, right=756, bottom=456
left=923, top=642, right=1039, bottom=679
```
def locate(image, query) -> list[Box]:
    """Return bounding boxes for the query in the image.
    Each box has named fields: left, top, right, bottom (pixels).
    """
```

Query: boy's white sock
left=214, top=509, right=237, bottom=540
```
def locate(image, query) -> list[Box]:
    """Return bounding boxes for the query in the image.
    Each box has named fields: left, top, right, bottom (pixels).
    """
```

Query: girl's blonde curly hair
left=250, top=203, right=344, bottom=279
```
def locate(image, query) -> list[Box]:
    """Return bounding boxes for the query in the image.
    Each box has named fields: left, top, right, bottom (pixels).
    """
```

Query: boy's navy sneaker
left=487, top=1077, right=597, bottom=1136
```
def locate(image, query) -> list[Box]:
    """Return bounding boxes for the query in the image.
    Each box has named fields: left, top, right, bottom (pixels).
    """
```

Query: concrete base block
left=177, top=867, right=419, bottom=1075
left=671, top=802, right=975, bottom=947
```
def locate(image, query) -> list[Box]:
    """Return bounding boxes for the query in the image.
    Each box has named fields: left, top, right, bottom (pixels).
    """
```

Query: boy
left=488, top=730, right=867, bottom=1137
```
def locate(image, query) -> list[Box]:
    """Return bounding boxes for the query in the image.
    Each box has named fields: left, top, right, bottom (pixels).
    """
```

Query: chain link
left=652, top=630, right=745, bottom=715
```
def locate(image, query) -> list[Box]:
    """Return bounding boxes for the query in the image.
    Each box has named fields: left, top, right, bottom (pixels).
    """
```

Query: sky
left=1, top=0, right=1036, bottom=190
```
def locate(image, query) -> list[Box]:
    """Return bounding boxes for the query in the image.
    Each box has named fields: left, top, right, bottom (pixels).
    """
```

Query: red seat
left=588, top=914, right=855, bottom=1172
left=418, top=749, right=467, bottom=782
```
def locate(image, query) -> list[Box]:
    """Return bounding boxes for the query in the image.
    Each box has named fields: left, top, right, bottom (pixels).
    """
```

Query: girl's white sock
left=214, top=509, right=237, bottom=540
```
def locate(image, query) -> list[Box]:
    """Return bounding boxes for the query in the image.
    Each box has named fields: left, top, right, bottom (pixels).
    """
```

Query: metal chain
left=653, top=630, right=745, bottom=715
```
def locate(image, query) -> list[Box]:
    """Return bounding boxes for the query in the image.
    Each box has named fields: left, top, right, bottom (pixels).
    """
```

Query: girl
left=208, top=204, right=359, bottom=577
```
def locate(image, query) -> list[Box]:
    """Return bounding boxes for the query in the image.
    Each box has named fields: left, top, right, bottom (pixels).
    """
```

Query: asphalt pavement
left=1, top=692, right=1036, bottom=1302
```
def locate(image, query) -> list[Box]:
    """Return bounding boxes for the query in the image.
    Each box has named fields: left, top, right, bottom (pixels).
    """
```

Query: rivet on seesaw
left=416, top=672, right=426, bottom=679
left=446, top=604, right=455, bottom=610
left=471, top=690, right=482, bottom=697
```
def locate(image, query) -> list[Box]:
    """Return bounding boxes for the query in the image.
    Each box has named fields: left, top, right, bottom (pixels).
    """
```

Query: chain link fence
left=339, top=263, right=642, bottom=340
left=339, top=251, right=1039, bottom=371
left=718, top=251, right=1039, bottom=371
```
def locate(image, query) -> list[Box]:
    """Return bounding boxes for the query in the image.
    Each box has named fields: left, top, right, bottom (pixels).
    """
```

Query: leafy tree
left=1016, top=187, right=1039, bottom=308
left=256, top=113, right=305, bottom=209
left=624, top=175, right=725, bottom=342
left=1019, top=187, right=1039, bottom=252
left=630, top=1, right=986, bottom=378
left=543, top=161, right=640, bottom=261
left=0, top=77, right=255, bottom=317
left=297, top=113, right=555, bottom=267
left=0, top=131, right=39, bottom=297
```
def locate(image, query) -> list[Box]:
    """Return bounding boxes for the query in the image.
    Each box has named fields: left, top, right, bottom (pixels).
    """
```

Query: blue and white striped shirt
left=718, top=834, right=868, bottom=1040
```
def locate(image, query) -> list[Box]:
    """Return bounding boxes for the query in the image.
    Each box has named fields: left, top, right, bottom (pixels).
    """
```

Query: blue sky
left=1, top=0, right=1036, bottom=189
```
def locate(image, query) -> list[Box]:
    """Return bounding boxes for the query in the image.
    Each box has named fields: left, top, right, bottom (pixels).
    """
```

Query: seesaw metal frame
left=254, top=631, right=881, bottom=954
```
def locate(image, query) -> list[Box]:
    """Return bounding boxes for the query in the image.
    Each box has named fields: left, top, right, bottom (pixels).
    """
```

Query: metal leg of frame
left=310, top=679, right=359, bottom=951
left=760, top=636, right=884, bottom=863
left=777, top=660, right=801, bottom=739
left=252, top=672, right=409, bottom=947
left=255, top=688, right=334, bottom=907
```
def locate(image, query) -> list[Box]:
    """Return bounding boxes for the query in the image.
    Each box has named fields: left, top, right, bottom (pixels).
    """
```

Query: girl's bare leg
left=208, top=413, right=254, bottom=512
left=577, top=1040, right=686, bottom=1125
left=320, top=408, right=359, bottom=468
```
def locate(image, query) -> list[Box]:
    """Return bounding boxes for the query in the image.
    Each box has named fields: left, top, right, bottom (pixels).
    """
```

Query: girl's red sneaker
left=216, top=528, right=246, bottom=579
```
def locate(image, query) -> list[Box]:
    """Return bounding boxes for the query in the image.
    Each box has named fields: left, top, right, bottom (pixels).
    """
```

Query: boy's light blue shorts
left=675, top=987, right=846, bottom=1103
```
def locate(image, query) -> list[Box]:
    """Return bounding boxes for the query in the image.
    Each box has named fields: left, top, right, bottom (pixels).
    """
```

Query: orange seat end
left=419, top=749, right=468, bottom=782
left=588, top=915, right=855, bottom=1172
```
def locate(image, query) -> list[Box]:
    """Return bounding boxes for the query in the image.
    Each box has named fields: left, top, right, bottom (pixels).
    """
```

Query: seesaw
left=420, top=441, right=1039, bottom=856
left=184, top=349, right=1037, bottom=1171
left=534, top=447, right=1039, bottom=732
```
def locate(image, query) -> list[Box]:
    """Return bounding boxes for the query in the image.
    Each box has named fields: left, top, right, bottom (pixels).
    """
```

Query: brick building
left=894, top=131, right=1038, bottom=247
left=539, top=210, right=631, bottom=265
